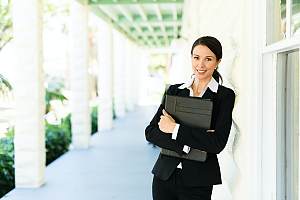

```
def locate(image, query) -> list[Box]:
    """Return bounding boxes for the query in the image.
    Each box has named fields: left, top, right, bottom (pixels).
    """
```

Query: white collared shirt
left=172, top=75, right=219, bottom=168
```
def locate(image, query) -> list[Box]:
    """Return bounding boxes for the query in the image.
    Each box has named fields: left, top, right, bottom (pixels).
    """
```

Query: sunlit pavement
left=3, top=106, right=159, bottom=200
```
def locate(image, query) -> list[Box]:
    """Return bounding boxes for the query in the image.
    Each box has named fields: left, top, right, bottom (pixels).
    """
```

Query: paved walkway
left=3, top=106, right=159, bottom=200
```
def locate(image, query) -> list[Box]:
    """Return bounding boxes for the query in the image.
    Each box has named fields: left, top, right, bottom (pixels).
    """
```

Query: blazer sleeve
left=145, top=85, right=184, bottom=155
left=175, top=89, right=235, bottom=154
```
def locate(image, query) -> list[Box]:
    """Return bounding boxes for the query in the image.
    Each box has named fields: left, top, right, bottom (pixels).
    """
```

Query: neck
left=192, top=77, right=211, bottom=94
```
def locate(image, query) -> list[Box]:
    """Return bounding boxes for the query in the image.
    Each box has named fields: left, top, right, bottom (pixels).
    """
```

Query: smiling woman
left=145, top=36, right=235, bottom=200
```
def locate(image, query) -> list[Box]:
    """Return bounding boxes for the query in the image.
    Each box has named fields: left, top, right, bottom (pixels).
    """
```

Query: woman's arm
left=145, top=86, right=184, bottom=155
left=174, top=89, right=235, bottom=154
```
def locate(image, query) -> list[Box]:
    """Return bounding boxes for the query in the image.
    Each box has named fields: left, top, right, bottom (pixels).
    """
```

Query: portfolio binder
left=160, top=95, right=213, bottom=162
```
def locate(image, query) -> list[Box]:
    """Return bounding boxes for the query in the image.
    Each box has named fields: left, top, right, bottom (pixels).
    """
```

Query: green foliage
left=0, top=127, right=14, bottom=198
left=0, top=74, right=12, bottom=94
left=0, top=113, right=72, bottom=198
left=91, top=106, right=98, bottom=135
left=44, top=79, right=71, bottom=165
left=0, top=115, right=72, bottom=196
left=45, top=89, right=67, bottom=114
left=112, top=97, right=116, bottom=119
left=0, top=0, right=12, bottom=51
left=45, top=114, right=71, bottom=165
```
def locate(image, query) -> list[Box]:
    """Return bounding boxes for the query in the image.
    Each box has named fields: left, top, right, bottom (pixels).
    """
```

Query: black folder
left=160, top=95, right=213, bottom=162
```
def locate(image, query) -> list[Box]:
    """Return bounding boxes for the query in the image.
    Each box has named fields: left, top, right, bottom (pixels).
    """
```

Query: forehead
left=192, top=45, right=216, bottom=57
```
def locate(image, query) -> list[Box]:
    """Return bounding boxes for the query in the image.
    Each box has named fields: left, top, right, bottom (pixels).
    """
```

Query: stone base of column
left=72, top=135, right=90, bottom=149
left=15, top=151, right=45, bottom=188
left=15, top=179, right=44, bottom=188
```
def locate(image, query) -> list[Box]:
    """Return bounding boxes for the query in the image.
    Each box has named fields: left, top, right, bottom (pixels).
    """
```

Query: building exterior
left=167, top=0, right=300, bottom=199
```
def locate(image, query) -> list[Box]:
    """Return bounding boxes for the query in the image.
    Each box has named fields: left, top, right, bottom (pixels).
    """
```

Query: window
left=267, top=0, right=286, bottom=44
left=276, top=50, right=299, bottom=200
left=292, top=0, right=300, bottom=35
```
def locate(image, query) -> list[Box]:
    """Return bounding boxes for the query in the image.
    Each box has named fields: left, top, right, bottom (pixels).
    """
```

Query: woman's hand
left=158, top=109, right=176, bottom=133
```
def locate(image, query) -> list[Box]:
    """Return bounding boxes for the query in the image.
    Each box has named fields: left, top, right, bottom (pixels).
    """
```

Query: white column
left=12, top=0, right=45, bottom=187
left=124, top=40, right=134, bottom=111
left=137, top=48, right=150, bottom=105
left=96, top=19, right=113, bottom=131
left=132, top=45, right=141, bottom=106
left=113, top=30, right=126, bottom=117
left=69, top=1, right=90, bottom=148
left=130, top=43, right=138, bottom=109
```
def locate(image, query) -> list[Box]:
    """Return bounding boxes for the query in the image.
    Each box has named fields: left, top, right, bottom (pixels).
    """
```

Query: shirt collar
left=178, top=75, right=219, bottom=93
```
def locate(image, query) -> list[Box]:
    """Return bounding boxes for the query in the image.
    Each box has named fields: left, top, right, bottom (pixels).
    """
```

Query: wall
left=173, top=0, right=264, bottom=199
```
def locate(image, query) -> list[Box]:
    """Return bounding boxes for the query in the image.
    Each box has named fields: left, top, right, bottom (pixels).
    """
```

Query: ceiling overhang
left=87, top=0, right=184, bottom=48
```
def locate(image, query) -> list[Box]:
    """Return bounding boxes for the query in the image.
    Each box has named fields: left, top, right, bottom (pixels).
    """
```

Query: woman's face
left=191, top=45, right=220, bottom=82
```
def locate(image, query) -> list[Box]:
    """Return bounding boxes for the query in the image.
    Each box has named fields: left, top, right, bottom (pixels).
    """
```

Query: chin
left=194, top=74, right=211, bottom=81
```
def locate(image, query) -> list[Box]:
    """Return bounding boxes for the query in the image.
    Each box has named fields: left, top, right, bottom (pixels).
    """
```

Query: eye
left=206, top=58, right=212, bottom=61
left=193, top=56, right=199, bottom=60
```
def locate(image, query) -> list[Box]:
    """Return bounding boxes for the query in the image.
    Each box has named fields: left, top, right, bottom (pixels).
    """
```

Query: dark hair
left=191, top=36, right=223, bottom=84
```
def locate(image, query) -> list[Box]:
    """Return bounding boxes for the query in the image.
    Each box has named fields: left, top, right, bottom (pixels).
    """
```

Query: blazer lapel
left=202, top=87, right=216, bottom=100
left=176, top=88, right=190, bottom=97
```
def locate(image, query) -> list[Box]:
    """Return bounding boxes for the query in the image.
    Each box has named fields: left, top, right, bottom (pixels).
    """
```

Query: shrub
left=45, top=114, right=71, bottom=165
left=0, top=128, right=14, bottom=198
left=91, top=106, right=98, bottom=135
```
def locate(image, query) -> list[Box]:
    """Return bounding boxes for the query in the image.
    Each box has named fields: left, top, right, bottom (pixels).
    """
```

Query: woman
left=145, top=36, right=235, bottom=200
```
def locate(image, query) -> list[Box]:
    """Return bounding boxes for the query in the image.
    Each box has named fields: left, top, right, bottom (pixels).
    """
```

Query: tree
left=0, top=0, right=12, bottom=52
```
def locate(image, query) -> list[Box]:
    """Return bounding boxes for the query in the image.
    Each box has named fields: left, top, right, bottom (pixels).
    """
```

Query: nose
left=196, top=58, right=205, bottom=69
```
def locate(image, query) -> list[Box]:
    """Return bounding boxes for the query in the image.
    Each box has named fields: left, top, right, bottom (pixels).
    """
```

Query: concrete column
left=112, top=30, right=126, bottom=117
left=132, top=45, right=141, bottom=106
left=12, top=0, right=45, bottom=187
left=130, top=44, right=138, bottom=109
left=124, top=40, right=134, bottom=111
left=137, top=48, right=150, bottom=105
left=69, top=1, right=90, bottom=148
left=96, top=19, right=113, bottom=131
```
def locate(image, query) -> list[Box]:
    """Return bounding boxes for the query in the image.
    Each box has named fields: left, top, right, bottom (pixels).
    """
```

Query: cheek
left=207, top=62, right=217, bottom=70
left=191, top=62, right=198, bottom=70
left=205, top=65, right=216, bottom=76
left=207, top=69, right=215, bottom=76
left=191, top=60, right=197, bottom=67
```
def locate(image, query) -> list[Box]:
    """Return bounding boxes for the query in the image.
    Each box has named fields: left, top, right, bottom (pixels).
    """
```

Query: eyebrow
left=192, top=54, right=214, bottom=58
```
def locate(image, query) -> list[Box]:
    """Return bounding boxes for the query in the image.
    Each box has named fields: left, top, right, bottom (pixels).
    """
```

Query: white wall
left=175, top=0, right=264, bottom=199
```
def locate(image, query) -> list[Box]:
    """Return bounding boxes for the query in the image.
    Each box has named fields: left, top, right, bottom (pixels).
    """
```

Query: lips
left=196, top=69, right=206, bottom=74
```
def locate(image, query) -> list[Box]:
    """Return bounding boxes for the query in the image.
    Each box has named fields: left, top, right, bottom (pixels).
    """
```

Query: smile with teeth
left=196, top=69, right=206, bottom=73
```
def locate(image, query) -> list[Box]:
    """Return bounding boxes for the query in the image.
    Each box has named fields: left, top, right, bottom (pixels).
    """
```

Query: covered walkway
left=3, top=106, right=158, bottom=200
left=3, top=0, right=299, bottom=199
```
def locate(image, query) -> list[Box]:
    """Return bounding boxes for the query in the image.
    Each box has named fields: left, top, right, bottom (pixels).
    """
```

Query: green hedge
left=0, top=128, right=15, bottom=198
left=91, top=106, right=98, bottom=135
left=0, top=114, right=72, bottom=198
left=0, top=106, right=99, bottom=198
left=45, top=114, right=71, bottom=165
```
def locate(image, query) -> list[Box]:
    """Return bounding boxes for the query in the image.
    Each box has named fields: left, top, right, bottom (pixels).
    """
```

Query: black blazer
left=145, top=83, right=235, bottom=186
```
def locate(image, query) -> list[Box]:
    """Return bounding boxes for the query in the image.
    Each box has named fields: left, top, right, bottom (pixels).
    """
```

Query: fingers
left=163, top=109, right=172, bottom=119
left=162, top=109, right=169, bottom=117
left=160, top=115, right=165, bottom=121
left=158, top=116, right=167, bottom=127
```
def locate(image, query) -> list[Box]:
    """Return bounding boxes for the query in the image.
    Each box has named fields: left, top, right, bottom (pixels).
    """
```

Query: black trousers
left=152, top=169, right=213, bottom=200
